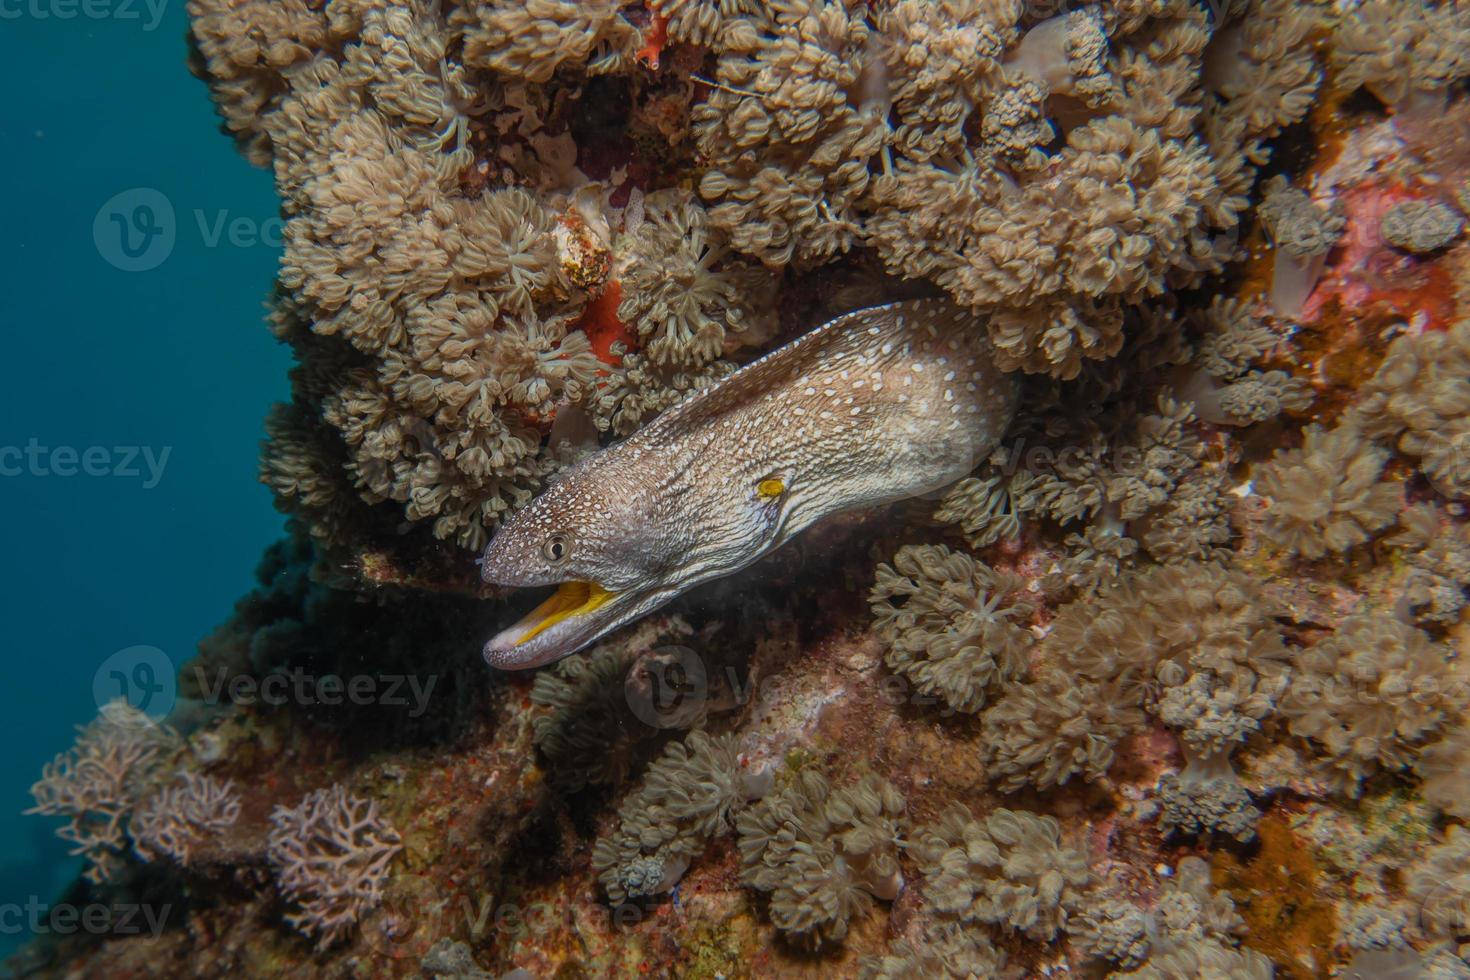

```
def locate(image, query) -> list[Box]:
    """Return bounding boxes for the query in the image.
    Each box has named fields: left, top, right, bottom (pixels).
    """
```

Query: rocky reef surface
left=14, top=0, right=1470, bottom=977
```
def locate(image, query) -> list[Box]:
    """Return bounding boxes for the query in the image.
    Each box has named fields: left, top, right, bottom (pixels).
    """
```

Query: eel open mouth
left=483, top=580, right=618, bottom=669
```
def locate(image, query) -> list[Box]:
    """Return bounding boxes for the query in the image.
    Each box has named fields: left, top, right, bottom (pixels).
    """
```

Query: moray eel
left=478, top=298, right=1019, bottom=669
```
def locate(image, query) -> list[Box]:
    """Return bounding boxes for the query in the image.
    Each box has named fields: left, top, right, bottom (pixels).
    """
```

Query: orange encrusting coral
left=1303, top=181, right=1459, bottom=331
left=575, top=279, right=638, bottom=366
left=1211, top=811, right=1339, bottom=979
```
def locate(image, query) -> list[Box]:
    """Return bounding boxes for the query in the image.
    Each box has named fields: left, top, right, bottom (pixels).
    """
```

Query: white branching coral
left=869, top=543, right=1034, bottom=714
left=26, top=701, right=179, bottom=884
left=1253, top=423, right=1400, bottom=559
left=267, top=784, right=404, bottom=950
left=131, top=772, right=242, bottom=866
left=1280, top=614, right=1469, bottom=795
left=736, top=769, right=905, bottom=947
left=911, top=804, right=1091, bottom=941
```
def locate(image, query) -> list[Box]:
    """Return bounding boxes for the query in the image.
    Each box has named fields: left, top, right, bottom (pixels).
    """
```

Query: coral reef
left=130, top=772, right=241, bottom=866
left=591, top=730, right=766, bottom=904
left=1354, top=320, right=1470, bottom=499
left=26, top=701, right=180, bottom=884
left=1281, top=614, right=1469, bottom=795
left=179, top=0, right=1333, bottom=586
left=868, top=542, right=1033, bottom=714
left=27, top=0, right=1470, bottom=976
left=1253, top=422, right=1401, bottom=560
left=736, top=769, right=905, bottom=946
left=266, top=784, right=404, bottom=950
left=911, top=804, right=1091, bottom=941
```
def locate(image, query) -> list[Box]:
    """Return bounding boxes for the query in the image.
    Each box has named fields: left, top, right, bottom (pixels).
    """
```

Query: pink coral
left=131, top=772, right=242, bottom=866
left=25, top=701, right=178, bottom=884
left=266, top=784, right=404, bottom=950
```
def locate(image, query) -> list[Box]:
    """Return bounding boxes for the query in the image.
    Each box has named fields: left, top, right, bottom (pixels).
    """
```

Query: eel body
left=478, top=298, right=1019, bottom=669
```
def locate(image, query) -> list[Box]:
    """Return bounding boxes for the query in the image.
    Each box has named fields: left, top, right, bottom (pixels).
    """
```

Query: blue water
left=0, top=3, right=290, bottom=954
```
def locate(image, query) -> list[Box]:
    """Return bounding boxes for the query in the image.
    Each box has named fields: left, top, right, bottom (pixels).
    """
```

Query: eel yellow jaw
left=483, top=581, right=618, bottom=669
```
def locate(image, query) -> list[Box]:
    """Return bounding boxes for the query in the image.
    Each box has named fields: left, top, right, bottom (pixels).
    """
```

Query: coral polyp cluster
left=20, top=0, right=1470, bottom=976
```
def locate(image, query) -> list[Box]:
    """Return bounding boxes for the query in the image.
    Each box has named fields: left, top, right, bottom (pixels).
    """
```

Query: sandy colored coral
left=1407, top=824, right=1470, bottom=937
left=1389, top=503, right=1470, bottom=627
left=1156, top=746, right=1259, bottom=841
left=450, top=0, right=639, bottom=82
left=858, top=921, right=1004, bottom=979
left=591, top=731, right=765, bottom=903
left=1330, top=0, right=1470, bottom=111
left=1381, top=199, right=1465, bottom=254
left=692, top=0, right=885, bottom=267
left=1192, top=296, right=1280, bottom=378
left=1281, top=614, right=1468, bottom=795
left=614, top=189, right=777, bottom=366
left=1254, top=423, right=1400, bottom=559
left=911, top=804, right=1091, bottom=941
left=1355, top=321, right=1470, bottom=499
left=1415, top=724, right=1470, bottom=819
left=869, top=543, right=1033, bottom=714
left=736, top=769, right=905, bottom=946
left=1070, top=898, right=1152, bottom=968
left=981, top=561, right=1289, bottom=790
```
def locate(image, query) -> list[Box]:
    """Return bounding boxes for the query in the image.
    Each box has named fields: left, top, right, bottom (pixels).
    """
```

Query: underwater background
left=0, top=0, right=288, bottom=959
left=7, top=0, right=1470, bottom=977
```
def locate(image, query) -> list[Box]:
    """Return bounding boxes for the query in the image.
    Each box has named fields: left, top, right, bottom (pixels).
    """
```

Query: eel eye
left=542, top=532, right=572, bottom=564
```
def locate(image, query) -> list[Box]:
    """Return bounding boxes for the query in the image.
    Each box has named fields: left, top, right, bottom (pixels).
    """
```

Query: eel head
left=477, top=460, right=684, bottom=670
